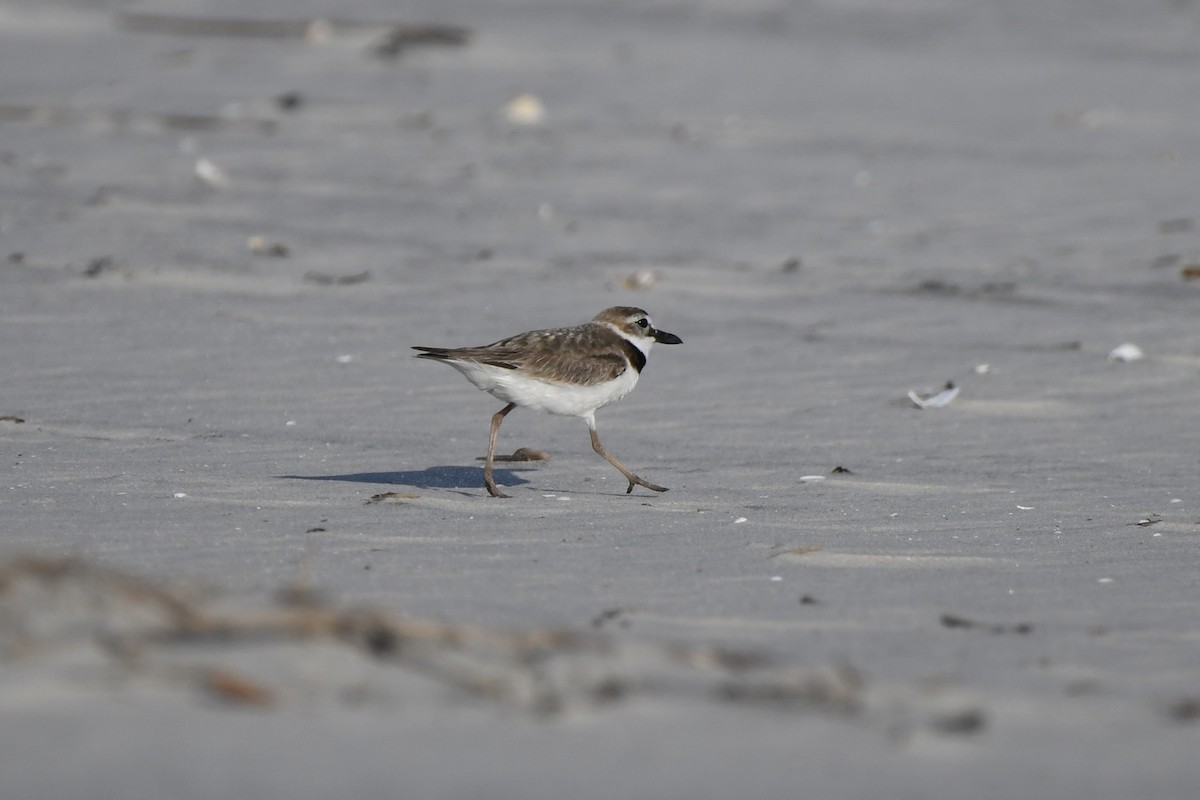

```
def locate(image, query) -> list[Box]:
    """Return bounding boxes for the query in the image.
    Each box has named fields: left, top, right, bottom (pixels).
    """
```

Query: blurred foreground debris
left=0, top=558, right=862, bottom=717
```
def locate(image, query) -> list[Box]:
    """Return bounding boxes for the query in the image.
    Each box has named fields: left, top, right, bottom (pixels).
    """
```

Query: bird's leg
left=588, top=427, right=668, bottom=494
left=484, top=403, right=517, bottom=498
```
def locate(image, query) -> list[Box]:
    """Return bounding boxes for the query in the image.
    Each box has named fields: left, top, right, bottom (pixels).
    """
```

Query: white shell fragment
left=618, top=269, right=658, bottom=290
left=194, top=158, right=229, bottom=188
left=908, top=383, right=961, bottom=409
left=502, top=93, right=547, bottom=126
left=798, top=475, right=826, bottom=483
left=304, top=19, right=333, bottom=43
left=1107, top=343, right=1144, bottom=362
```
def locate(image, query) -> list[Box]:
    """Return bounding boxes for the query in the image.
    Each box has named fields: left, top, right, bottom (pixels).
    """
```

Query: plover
left=413, top=307, right=682, bottom=497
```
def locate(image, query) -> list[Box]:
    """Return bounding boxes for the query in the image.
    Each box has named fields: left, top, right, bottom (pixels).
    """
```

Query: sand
left=2, top=0, right=1200, bottom=797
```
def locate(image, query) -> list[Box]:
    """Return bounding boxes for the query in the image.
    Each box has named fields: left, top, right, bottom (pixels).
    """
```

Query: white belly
left=447, top=361, right=640, bottom=418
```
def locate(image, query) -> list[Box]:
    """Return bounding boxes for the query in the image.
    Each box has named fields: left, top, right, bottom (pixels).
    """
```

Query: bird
left=413, top=306, right=682, bottom=497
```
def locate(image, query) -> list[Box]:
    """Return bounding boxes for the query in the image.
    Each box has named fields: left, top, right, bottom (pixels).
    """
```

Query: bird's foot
left=485, top=478, right=511, bottom=499
left=626, top=475, right=669, bottom=494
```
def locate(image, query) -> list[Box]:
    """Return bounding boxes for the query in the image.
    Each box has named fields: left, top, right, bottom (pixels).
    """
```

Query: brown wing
left=517, top=345, right=629, bottom=384
left=414, top=323, right=630, bottom=385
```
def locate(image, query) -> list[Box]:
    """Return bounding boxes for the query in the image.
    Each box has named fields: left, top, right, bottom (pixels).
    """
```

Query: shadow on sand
left=278, top=465, right=532, bottom=491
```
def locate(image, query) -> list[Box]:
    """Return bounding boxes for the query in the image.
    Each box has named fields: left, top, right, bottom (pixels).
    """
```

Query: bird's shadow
left=278, top=465, right=532, bottom=491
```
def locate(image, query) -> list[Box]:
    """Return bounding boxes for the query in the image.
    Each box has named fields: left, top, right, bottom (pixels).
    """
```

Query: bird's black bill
left=653, top=329, right=683, bottom=345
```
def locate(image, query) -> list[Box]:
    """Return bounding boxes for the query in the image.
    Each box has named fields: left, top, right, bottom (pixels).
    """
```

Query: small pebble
left=503, top=93, right=546, bottom=125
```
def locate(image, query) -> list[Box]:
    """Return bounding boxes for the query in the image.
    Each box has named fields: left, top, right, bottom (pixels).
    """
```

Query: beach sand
left=2, top=1, right=1199, bottom=797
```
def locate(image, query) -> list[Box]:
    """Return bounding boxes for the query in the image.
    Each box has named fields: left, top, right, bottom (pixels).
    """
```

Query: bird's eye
left=636, top=318, right=650, bottom=329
